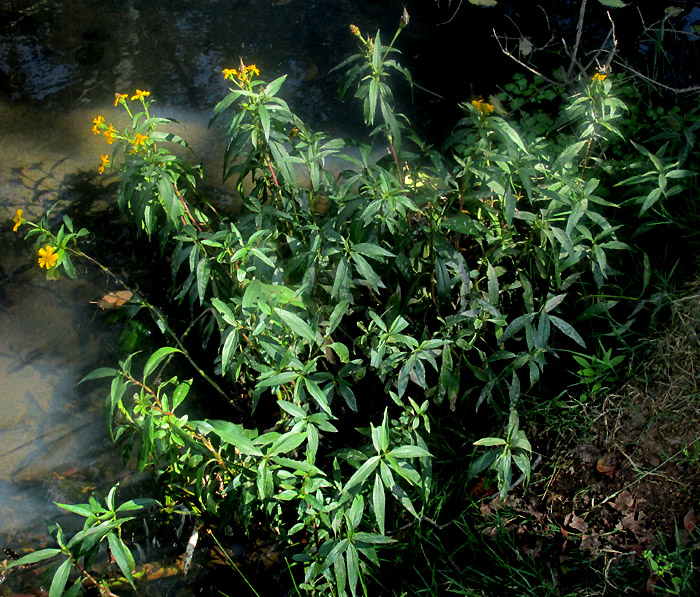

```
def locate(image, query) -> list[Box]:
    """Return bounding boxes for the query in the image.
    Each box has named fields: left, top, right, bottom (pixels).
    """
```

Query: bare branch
left=492, top=29, right=558, bottom=85
left=566, top=0, right=589, bottom=78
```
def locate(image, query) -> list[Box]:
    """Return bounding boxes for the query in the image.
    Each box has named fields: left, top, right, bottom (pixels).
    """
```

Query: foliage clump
left=6, top=12, right=700, bottom=596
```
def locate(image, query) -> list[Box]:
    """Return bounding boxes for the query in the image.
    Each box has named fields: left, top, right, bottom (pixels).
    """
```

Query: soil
left=477, top=284, right=700, bottom=594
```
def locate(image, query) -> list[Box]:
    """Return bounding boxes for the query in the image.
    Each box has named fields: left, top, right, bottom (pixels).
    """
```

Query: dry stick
left=566, top=0, right=588, bottom=79
left=602, top=11, right=619, bottom=71
left=617, top=60, right=700, bottom=94
left=492, top=29, right=558, bottom=86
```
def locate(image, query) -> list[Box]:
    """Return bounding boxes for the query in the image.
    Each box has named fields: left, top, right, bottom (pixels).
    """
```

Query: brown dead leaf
left=564, top=512, right=588, bottom=533
left=620, top=512, right=647, bottom=539
left=580, top=533, right=601, bottom=553
left=95, top=290, right=133, bottom=310
left=596, top=452, right=616, bottom=476
left=684, top=509, right=697, bottom=533
left=613, top=490, right=635, bottom=512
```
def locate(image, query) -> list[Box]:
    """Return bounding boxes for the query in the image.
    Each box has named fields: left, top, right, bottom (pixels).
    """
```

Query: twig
left=566, top=0, right=588, bottom=79
left=603, top=11, right=618, bottom=71
left=437, top=0, right=463, bottom=27
left=616, top=59, right=700, bottom=94
left=492, top=29, right=558, bottom=85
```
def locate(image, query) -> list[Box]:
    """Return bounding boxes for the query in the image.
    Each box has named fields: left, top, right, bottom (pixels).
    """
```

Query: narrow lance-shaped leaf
left=372, top=472, right=386, bottom=535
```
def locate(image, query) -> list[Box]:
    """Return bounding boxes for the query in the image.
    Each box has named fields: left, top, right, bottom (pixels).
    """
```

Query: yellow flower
left=350, top=24, right=361, bottom=36
left=12, top=208, right=23, bottom=232
left=104, top=124, right=116, bottom=144
left=246, top=64, right=260, bottom=76
left=131, top=89, right=151, bottom=101
left=222, top=68, right=238, bottom=79
left=132, top=133, right=148, bottom=146
left=98, top=154, right=110, bottom=174
left=92, top=115, right=105, bottom=135
left=592, top=72, right=607, bottom=82
left=38, top=245, right=58, bottom=269
left=471, top=99, right=495, bottom=116
left=114, top=93, right=128, bottom=106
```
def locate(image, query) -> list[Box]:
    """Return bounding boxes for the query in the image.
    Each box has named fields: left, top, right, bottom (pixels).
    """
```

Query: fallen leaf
left=564, top=512, right=588, bottom=533
left=596, top=453, right=616, bottom=476
left=621, top=512, right=647, bottom=538
left=684, top=509, right=697, bottom=533
left=613, top=490, right=635, bottom=512
left=580, top=533, right=601, bottom=553
left=95, top=290, right=133, bottom=310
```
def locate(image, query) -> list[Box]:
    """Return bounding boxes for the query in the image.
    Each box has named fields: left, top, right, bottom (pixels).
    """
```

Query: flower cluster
left=92, top=89, right=154, bottom=173
left=471, top=99, right=495, bottom=116
left=222, top=64, right=260, bottom=84
left=592, top=72, right=608, bottom=82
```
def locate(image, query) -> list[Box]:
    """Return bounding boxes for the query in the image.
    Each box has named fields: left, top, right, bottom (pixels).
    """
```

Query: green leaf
left=555, top=140, right=586, bottom=170
left=276, top=308, right=317, bottom=345
left=389, top=445, right=432, bottom=458
left=353, top=532, right=396, bottom=544
left=500, top=313, right=536, bottom=344
left=305, top=378, right=331, bottom=414
left=5, top=548, right=61, bottom=569
left=474, top=437, right=507, bottom=447
left=221, top=326, right=239, bottom=376
left=549, top=315, right=586, bottom=347
left=107, top=532, right=136, bottom=587
left=597, top=0, right=626, bottom=7
left=328, top=300, right=349, bottom=335
left=278, top=400, right=306, bottom=419
left=172, top=380, right=191, bottom=410
left=206, top=420, right=263, bottom=456
left=347, top=544, right=360, bottom=596
left=196, top=257, right=211, bottom=303
left=143, top=347, right=182, bottom=380
left=487, top=261, right=499, bottom=304
left=344, top=455, right=380, bottom=493
left=372, top=473, right=386, bottom=535
left=264, top=74, right=287, bottom=97
left=80, top=367, right=118, bottom=383
left=55, top=503, right=94, bottom=517
left=352, top=243, right=394, bottom=260
left=49, top=558, right=71, bottom=597
left=257, top=371, right=299, bottom=388
left=270, top=431, right=307, bottom=456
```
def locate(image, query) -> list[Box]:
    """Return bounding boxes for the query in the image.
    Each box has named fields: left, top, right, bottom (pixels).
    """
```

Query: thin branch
left=492, top=29, right=558, bottom=85
left=616, top=59, right=700, bottom=94
left=566, top=0, right=588, bottom=79
left=603, top=11, right=618, bottom=71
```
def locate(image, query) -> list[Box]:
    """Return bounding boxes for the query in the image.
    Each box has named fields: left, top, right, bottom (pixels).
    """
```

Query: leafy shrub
left=8, top=17, right=696, bottom=597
